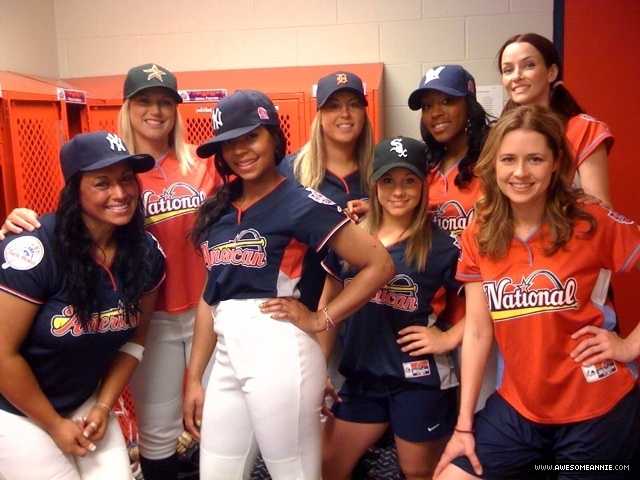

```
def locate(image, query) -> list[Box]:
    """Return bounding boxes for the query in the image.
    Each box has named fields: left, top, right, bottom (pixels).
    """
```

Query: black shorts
left=452, top=388, right=640, bottom=479
left=331, top=377, right=457, bottom=442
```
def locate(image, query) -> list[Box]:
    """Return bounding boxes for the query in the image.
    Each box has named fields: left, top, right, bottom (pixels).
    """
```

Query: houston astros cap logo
left=336, top=73, right=348, bottom=85
left=143, top=64, right=167, bottom=82
left=423, top=66, right=445, bottom=86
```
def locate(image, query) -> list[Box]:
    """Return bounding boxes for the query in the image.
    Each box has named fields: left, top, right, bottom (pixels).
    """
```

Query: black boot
left=139, top=453, right=179, bottom=480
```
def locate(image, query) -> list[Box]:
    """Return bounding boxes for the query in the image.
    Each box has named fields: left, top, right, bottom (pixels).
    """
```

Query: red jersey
left=457, top=204, right=640, bottom=424
left=428, top=163, right=482, bottom=321
left=140, top=146, right=221, bottom=313
left=566, top=113, right=614, bottom=181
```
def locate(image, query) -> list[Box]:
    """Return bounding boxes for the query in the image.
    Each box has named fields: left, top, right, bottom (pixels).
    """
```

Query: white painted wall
left=2, top=0, right=554, bottom=139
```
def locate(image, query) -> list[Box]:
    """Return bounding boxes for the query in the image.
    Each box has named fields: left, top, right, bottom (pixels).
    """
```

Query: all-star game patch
left=2, top=236, right=45, bottom=271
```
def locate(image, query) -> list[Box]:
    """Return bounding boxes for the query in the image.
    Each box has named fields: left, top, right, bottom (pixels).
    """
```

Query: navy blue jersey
left=278, top=152, right=368, bottom=209
left=323, top=226, right=460, bottom=388
left=200, top=179, right=349, bottom=308
left=0, top=213, right=165, bottom=416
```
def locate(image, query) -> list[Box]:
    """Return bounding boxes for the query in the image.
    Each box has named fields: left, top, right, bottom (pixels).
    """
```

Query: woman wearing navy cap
left=183, top=89, right=394, bottom=479
left=0, top=131, right=165, bottom=479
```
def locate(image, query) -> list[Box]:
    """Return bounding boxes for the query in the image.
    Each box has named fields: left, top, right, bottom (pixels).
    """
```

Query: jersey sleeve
left=455, top=222, right=482, bottom=283
left=586, top=204, right=640, bottom=273
left=566, top=114, right=614, bottom=167
left=0, top=228, right=56, bottom=304
left=289, top=186, right=350, bottom=252
left=143, top=232, right=167, bottom=294
left=321, top=250, right=344, bottom=282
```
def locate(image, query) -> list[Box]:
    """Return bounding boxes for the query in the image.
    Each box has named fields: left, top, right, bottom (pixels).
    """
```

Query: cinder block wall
left=1, top=0, right=554, bottom=139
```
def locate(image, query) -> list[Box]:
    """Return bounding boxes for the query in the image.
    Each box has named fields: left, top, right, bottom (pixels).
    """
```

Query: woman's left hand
left=77, top=404, right=110, bottom=441
left=571, top=325, right=638, bottom=365
left=259, top=297, right=323, bottom=334
left=397, top=325, right=453, bottom=356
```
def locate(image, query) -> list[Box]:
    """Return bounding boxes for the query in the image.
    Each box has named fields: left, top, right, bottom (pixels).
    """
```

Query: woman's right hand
left=0, top=208, right=40, bottom=241
left=183, top=380, right=205, bottom=441
left=434, top=430, right=482, bottom=478
left=47, top=416, right=97, bottom=456
left=345, top=199, right=369, bottom=222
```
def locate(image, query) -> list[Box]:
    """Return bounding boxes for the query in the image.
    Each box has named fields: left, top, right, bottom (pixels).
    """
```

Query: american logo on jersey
left=201, top=228, right=267, bottom=269
left=370, top=274, right=419, bottom=312
left=51, top=304, right=138, bottom=337
left=143, top=183, right=207, bottom=226
left=484, top=270, right=579, bottom=322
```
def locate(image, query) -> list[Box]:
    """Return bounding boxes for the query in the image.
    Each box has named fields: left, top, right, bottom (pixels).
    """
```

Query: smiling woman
left=0, top=131, right=165, bottom=480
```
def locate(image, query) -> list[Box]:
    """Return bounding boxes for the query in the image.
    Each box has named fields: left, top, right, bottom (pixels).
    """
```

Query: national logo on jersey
left=51, top=303, right=138, bottom=337
left=142, top=183, right=207, bottom=226
left=201, top=228, right=267, bottom=269
left=2, top=236, right=45, bottom=271
left=305, top=187, right=341, bottom=210
left=370, top=274, right=419, bottom=312
left=484, top=270, right=579, bottom=322
left=431, top=200, right=474, bottom=249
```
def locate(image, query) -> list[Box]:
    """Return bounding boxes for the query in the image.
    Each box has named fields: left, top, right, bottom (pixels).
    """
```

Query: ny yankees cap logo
left=143, top=64, right=167, bottom=82
left=423, top=66, right=446, bottom=86
left=212, top=108, right=223, bottom=131
left=106, top=133, right=127, bottom=152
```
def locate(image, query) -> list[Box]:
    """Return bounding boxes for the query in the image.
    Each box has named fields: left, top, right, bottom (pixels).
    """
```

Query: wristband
left=94, top=402, right=112, bottom=416
left=118, top=342, right=144, bottom=361
left=322, top=306, right=335, bottom=331
left=453, top=426, right=475, bottom=434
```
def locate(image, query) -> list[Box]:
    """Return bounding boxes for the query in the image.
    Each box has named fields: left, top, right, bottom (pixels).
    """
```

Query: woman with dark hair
left=0, top=63, right=221, bottom=480
left=0, top=131, right=165, bottom=479
left=434, top=106, right=640, bottom=480
left=498, top=32, right=614, bottom=206
left=182, top=89, right=394, bottom=479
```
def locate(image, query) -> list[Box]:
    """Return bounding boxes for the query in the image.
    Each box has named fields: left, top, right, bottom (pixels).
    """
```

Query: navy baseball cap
left=60, top=131, right=155, bottom=183
left=316, top=71, right=368, bottom=109
left=123, top=63, right=183, bottom=103
left=408, top=65, right=476, bottom=110
left=372, top=136, right=428, bottom=181
left=196, top=90, right=280, bottom=158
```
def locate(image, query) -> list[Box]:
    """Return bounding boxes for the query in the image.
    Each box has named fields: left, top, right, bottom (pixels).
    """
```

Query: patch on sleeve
left=403, top=359, right=431, bottom=378
left=581, top=360, right=617, bottom=383
left=2, top=236, right=45, bottom=271
left=305, top=187, right=337, bottom=206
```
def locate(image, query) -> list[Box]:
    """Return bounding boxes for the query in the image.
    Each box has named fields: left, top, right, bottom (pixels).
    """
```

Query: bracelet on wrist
left=94, top=402, right=112, bottom=416
left=322, top=306, right=335, bottom=331
left=453, top=426, right=474, bottom=434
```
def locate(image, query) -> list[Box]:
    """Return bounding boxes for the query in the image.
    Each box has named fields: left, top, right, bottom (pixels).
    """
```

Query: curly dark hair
left=420, top=97, right=493, bottom=189
left=190, top=125, right=287, bottom=249
left=54, top=173, right=154, bottom=328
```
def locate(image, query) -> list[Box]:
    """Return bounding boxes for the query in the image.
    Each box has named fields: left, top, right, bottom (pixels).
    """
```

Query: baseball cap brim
left=196, top=124, right=261, bottom=158
left=126, top=85, right=183, bottom=104
left=372, top=162, right=426, bottom=181
left=408, top=86, right=467, bottom=111
left=79, top=153, right=155, bottom=176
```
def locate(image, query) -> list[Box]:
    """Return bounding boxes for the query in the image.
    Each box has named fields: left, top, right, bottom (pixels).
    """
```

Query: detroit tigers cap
left=408, top=65, right=476, bottom=111
left=60, top=131, right=155, bottom=183
left=372, top=136, right=428, bottom=181
left=315, top=71, right=368, bottom=109
left=196, top=89, right=280, bottom=158
left=123, top=63, right=183, bottom=103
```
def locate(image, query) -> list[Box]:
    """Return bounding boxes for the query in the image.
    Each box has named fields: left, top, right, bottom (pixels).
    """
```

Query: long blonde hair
left=357, top=176, right=432, bottom=272
left=118, top=99, right=195, bottom=175
left=474, top=106, right=595, bottom=258
left=292, top=109, right=374, bottom=193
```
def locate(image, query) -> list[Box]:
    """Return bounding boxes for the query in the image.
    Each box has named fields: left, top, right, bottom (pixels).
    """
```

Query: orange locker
left=0, top=71, right=98, bottom=217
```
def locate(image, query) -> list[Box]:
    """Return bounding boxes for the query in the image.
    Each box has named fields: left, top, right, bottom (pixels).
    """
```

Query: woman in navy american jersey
left=0, top=131, right=165, bottom=480
left=320, top=136, right=464, bottom=480
left=183, top=90, right=394, bottom=480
